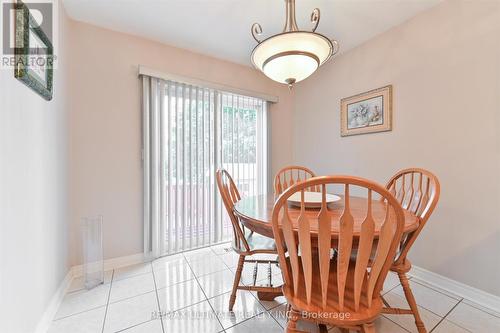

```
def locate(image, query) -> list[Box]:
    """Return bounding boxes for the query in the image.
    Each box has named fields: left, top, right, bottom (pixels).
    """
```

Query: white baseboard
left=34, top=269, right=74, bottom=333
left=35, top=253, right=146, bottom=333
left=410, top=265, right=500, bottom=313
left=70, top=252, right=147, bottom=277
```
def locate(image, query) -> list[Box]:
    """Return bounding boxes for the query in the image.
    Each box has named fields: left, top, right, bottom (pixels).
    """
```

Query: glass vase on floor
left=81, top=215, right=104, bottom=289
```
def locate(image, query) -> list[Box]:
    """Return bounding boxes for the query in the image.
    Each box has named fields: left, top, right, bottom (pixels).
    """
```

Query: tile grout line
left=150, top=261, right=166, bottom=333
left=160, top=297, right=208, bottom=313
left=429, top=298, right=464, bottom=333
left=269, top=312, right=285, bottom=329
left=201, top=287, right=282, bottom=312
left=53, top=304, right=108, bottom=322
left=399, top=275, right=500, bottom=319
left=183, top=252, right=227, bottom=332
left=380, top=280, right=427, bottom=333
left=248, top=273, right=286, bottom=310
left=100, top=263, right=157, bottom=332
left=112, top=271, right=152, bottom=283
left=267, top=305, right=287, bottom=329
left=107, top=289, right=159, bottom=307
left=409, top=278, right=462, bottom=301
left=408, top=275, right=500, bottom=318
left=460, top=301, right=500, bottom=320
left=100, top=269, right=115, bottom=333
left=220, top=309, right=276, bottom=332
left=182, top=246, right=220, bottom=262
left=382, top=285, right=465, bottom=333
left=192, top=267, right=231, bottom=278
left=382, top=281, right=402, bottom=296
left=246, top=278, right=286, bottom=312
left=380, top=314, right=412, bottom=333
left=114, top=319, right=156, bottom=333
left=384, top=286, right=461, bottom=320
left=225, top=286, right=275, bottom=330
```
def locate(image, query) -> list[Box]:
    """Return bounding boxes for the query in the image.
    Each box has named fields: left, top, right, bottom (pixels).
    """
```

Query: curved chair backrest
left=272, top=176, right=405, bottom=311
left=385, top=168, right=440, bottom=266
left=216, top=169, right=250, bottom=253
left=274, top=165, right=317, bottom=196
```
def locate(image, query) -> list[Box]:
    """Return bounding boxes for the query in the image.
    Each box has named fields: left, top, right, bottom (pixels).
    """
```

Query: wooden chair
left=272, top=176, right=406, bottom=333
left=274, top=165, right=317, bottom=196
left=381, top=168, right=440, bottom=333
left=216, top=169, right=281, bottom=311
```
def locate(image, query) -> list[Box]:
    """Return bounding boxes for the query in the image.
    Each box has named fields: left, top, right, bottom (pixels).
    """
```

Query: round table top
left=233, top=194, right=419, bottom=239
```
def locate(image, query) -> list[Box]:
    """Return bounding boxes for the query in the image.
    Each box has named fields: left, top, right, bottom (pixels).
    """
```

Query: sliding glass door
left=142, top=76, right=268, bottom=257
left=219, top=92, right=268, bottom=252
left=162, top=83, right=215, bottom=254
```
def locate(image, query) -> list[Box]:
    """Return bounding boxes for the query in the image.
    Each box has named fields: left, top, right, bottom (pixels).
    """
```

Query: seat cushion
left=244, top=230, right=277, bottom=252
left=282, top=256, right=383, bottom=326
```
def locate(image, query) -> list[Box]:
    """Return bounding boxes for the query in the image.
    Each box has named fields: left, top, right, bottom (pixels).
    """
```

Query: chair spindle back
left=385, top=168, right=440, bottom=266
left=274, top=165, right=317, bottom=196
left=216, top=169, right=250, bottom=253
left=272, top=176, right=405, bottom=312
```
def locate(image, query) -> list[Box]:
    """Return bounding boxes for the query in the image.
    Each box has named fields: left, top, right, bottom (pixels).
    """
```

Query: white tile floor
left=48, top=243, right=500, bottom=333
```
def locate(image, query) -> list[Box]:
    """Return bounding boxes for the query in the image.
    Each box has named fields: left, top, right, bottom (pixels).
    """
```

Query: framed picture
left=14, top=0, right=53, bottom=101
left=340, top=85, right=392, bottom=136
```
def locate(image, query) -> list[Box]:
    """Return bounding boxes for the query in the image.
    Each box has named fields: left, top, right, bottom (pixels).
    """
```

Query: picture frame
left=340, top=85, right=392, bottom=136
left=14, top=0, right=54, bottom=101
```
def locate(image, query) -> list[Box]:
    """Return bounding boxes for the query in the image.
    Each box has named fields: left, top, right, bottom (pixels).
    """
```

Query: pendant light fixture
left=250, top=0, right=339, bottom=88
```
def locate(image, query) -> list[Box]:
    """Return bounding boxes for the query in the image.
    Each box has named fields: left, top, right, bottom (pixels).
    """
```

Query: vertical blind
left=142, top=76, right=268, bottom=258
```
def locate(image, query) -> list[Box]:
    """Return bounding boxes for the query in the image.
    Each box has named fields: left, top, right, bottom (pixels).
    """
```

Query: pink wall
left=293, top=0, right=500, bottom=295
left=68, top=21, right=294, bottom=265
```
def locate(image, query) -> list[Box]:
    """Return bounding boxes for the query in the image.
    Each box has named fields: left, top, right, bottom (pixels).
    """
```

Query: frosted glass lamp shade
left=251, top=32, right=334, bottom=84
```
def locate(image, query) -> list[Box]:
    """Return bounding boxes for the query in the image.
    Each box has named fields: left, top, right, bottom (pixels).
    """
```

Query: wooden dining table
left=233, top=193, right=420, bottom=300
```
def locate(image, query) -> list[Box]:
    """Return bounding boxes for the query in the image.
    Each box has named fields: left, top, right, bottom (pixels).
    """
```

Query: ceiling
left=62, top=0, right=441, bottom=66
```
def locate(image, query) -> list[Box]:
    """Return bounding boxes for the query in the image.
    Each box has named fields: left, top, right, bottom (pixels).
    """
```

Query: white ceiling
left=62, top=0, right=441, bottom=66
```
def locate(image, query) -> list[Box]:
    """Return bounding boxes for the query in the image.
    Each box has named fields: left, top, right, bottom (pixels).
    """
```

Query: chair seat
left=232, top=230, right=277, bottom=254
left=283, top=257, right=383, bottom=326
left=245, top=230, right=277, bottom=252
